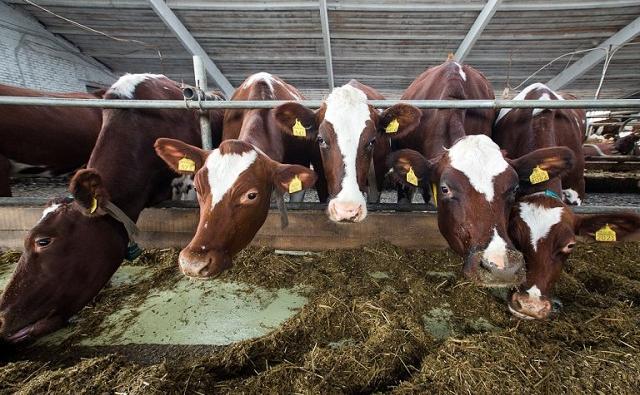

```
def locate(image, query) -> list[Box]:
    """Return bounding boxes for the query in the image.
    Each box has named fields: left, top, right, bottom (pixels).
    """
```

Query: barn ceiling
left=7, top=0, right=640, bottom=99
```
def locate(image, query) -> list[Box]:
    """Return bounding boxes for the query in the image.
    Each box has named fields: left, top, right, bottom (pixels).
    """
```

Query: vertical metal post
left=193, top=55, right=213, bottom=150
left=319, top=0, right=335, bottom=89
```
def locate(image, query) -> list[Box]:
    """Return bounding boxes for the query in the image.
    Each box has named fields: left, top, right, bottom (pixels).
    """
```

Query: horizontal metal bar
left=1, top=96, right=640, bottom=110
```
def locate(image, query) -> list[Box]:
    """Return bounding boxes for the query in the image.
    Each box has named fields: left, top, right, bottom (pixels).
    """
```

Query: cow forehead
left=518, top=201, right=565, bottom=252
left=447, top=135, right=509, bottom=202
left=40, top=203, right=61, bottom=222
left=107, top=73, right=166, bottom=99
left=205, top=148, right=258, bottom=209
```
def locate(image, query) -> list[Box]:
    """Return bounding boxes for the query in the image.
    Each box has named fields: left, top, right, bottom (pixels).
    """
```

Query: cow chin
left=463, top=249, right=526, bottom=287
left=508, top=291, right=552, bottom=320
left=178, top=248, right=232, bottom=279
left=0, top=314, right=66, bottom=345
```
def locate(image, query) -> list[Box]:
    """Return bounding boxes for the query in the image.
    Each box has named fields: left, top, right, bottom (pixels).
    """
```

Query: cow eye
left=366, top=137, right=376, bottom=150
left=441, top=185, right=449, bottom=194
left=247, top=192, right=258, bottom=200
left=317, top=136, right=329, bottom=149
left=36, top=238, right=52, bottom=248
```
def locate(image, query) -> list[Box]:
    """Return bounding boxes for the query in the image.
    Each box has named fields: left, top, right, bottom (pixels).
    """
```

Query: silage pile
left=1, top=242, right=639, bottom=394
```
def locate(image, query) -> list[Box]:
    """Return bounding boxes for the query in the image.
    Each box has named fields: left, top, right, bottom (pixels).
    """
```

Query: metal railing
left=1, top=96, right=639, bottom=110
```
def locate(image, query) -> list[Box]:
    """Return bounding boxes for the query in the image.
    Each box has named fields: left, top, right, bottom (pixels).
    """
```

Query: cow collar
left=102, top=201, right=142, bottom=261
left=527, top=189, right=562, bottom=201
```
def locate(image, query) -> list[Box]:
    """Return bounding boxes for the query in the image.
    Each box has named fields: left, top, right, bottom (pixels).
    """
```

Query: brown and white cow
left=273, top=79, right=420, bottom=222
left=494, top=83, right=640, bottom=319
left=0, top=74, right=224, bottom=343
left=494, top=83, right=586, bottom=206
left=155, top=72, right=319, bottom=278
left=0, top=84, right=104, bottom=196
left=387, top=60, right=550, bottom=287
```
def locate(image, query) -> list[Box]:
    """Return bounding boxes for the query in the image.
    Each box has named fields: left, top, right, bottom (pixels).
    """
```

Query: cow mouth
left=2, top=315, right=63, bottom=344
left=6, top=324, right=34, bottom=343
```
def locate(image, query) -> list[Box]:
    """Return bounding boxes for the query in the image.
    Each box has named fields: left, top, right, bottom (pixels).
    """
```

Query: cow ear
left=273, top=102, right=318, bottom=140
left=575, top=213, right=640, bottom=240
left=509, top=147, right=575, bottom=185
left=154, top=138, right=208, bottom=174
left=386, top=149, right=432, bottom=188
left=272, top=164, right=317, bottom=194
left=70, top=168, right=110, bottom=216
left=378, top=104, right=421, bottom=138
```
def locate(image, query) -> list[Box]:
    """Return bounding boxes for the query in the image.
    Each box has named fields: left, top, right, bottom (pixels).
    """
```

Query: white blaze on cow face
left=482, top=228, right=508, bottom=269
left=448, top=135, right=509, bottom=203
left=324, top=84, right=371, bottom=222
left=454, top=62, right=467, bottom=81
left=243, top=72, right=277, bottom=94
left=107, top=73, right=166, bottom=98
left=40, top=203, right=61, bottom=221
left=496, top=82, right=563, bottom=123
left=518, top=202, right=564, bottom=252
left=205, top=148, right=258, bottom=209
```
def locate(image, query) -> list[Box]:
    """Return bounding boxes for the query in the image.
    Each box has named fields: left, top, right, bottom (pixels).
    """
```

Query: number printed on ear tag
left=529, top=165, right=549, bottom=184
left=406, top=167, right=418, bottom=186
left=292, top=119, right=306, bottom=137
left=178, top=157, right=196, bottom=173
left=289, top=175, right=302, bottom=194
left=595, top=224, right=616, bottom=242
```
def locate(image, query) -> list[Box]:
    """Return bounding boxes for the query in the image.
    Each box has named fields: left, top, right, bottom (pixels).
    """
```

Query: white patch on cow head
left=107, top=73, right=165, bottom=99
left=454, top=62, right=467, bottom=81
left=562, top=188, right=582, bottom=206
left=496, top=82, right=563, bottom=124
left=40, top=203, right=61, bottom=221
left=205, top=148, right=258, bottom=209
left=448, top=135, right=508, bottom=202
left=324, top=84, right=371, bottom=207
left=518, top=202, right=564, bottom=252
left=482, top=228, right=508, bottom=269
left=243, top=72, right=277, bottom=94
left=526, top=285, right=542, bottom=300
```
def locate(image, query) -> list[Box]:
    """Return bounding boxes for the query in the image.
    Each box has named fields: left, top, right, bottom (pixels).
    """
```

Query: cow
left=0, top=84, right=104, bottom=196
left=154, top=72, right=319, bottom=278
left=383, top=60, right=570, bottom=288
left=0, top=73, right=224, bottom=343
left=272, top=79, right=419, bottom=222
left=493, top=83, right=640, bottom=319
left=583, top=132, right=640, bottom=157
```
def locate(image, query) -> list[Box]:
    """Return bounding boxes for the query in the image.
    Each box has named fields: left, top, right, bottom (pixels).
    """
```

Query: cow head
left=0, top=170, right=128, bottom=344
left=155, top=138, right=316, bottom=278
left=509, top=196, right=640, bottom=319
left=388, top=135, right=575, bottom=287
left=274, top=84, right=421, bottom=222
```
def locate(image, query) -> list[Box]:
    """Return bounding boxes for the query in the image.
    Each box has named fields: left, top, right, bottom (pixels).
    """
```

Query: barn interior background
left=1, top=0, right=639, bottom=100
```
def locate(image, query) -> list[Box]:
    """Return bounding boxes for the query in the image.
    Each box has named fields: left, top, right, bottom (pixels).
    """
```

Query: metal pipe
left=192, top=55, right=213, bottom=150
left=0, top=97, right=639, bottom=110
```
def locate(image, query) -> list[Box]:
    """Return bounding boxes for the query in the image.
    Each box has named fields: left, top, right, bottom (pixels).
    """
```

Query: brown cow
left=0, top=74, right=223, bottom=343
left=155, top=72, right=318, bottom=278
left=386, top=60, right=559, bottom=287
left=272, top=80, right=419, bottom=222
left=0, top=84, right=103, bottom=196
left=494, top=83, right=640, bottom=319
left=494, top=83, right=586, bottom=205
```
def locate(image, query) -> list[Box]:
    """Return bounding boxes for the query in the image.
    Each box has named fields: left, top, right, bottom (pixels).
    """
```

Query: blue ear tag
left=125, top=242, right=143, bottom=261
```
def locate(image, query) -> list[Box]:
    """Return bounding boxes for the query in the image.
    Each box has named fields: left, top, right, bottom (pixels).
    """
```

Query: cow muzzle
left=508, top=291, right=553, bottom=320
left=178, top=249, right=232, bottom=278
left=327, top=200, right=367, bottom=223
left=463, top=248, right=526, bottom=287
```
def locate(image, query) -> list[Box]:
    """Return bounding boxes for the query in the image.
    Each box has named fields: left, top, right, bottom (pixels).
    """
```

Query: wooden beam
left=319, top=0, right=335, bottom=89
left=547, top=16, right=640, bottom=91
left=454, top=0, right=502, bottom=62
left=147, top=0, right=234, bottom=97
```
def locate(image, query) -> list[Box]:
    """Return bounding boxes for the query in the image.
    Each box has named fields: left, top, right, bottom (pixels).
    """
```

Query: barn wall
left=0, top=1, right=115, bottom=92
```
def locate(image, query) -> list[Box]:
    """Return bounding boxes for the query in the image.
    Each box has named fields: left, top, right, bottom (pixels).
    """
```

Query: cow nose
left=328, top=200, right=366, bottom=222
left=465, top=248, right=526, bottom=287
left=178, top=249, right=231, bottom=278
left=509, top=291, right=553, bottom=320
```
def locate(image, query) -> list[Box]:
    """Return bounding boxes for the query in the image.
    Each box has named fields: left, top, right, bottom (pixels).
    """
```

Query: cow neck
left=424, top=109, right=467, bottom=159
left=238, top=109, right=284, bottom=162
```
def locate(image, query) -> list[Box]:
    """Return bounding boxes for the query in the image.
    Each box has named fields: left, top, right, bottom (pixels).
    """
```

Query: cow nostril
left=513, top=298, right=523, bottom=310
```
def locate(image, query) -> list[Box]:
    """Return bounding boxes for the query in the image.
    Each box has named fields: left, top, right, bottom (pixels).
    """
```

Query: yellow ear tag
left=89, top=197, right=98, bottom=214
left=595, top=224, right=617, bottom=242
left=431, top=183, right=438, bottom=207
left=289, top=175, right=302, bottom=194
left=178, top=157, right=196, bottom=173
left=292, top=119, right=306, bottom=137
left=529, top=165, right=549, bottom=185
left=386, top=118, right=399, bottom=134
left=406, top=167, right=418, bottom=186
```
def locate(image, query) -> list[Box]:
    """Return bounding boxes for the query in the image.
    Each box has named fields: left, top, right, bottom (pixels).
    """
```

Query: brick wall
left=0, top=1, right=115, bottom=92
